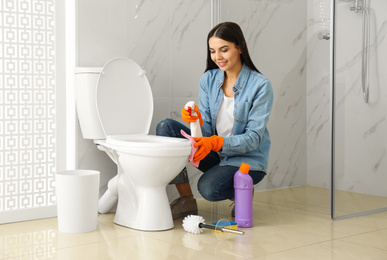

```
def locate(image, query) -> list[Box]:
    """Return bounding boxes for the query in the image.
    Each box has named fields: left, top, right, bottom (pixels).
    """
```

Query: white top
left=216, top=95, right=234, bottom=137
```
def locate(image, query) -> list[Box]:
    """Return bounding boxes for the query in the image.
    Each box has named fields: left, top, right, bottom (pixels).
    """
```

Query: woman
left=157, top=22, right=273, bottom=219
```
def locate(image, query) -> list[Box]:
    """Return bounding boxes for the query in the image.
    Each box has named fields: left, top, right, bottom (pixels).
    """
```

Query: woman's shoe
left=170, top=196, right=198, bottom=220
left=231, top=202, right=235, bottom=217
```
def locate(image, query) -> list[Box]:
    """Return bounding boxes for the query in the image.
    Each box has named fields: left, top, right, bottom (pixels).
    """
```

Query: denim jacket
left=199, top=63, right=273, bottom=172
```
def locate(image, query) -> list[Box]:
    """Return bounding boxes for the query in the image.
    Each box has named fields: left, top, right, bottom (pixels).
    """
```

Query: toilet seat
left=96, top=57, right=153, bottom=138
left=95, top=57, right=191, bottom=154
left=93, top=57, right=191, bottom=157
left=96, top=135, right=191, bottom=157
left=106, top=135, right=190, bottom=148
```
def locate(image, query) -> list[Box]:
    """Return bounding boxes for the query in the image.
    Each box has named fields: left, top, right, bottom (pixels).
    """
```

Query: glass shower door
left=331, top=0, right=387, bottom=219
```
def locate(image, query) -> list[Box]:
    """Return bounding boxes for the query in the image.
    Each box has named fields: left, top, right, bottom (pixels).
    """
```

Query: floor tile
left=254, top=186, right=329, bottom=209
left=252, top=240, right=387, bottom=260
left=143, top=221, right=327, bottom=259
left=1, top=186, right=387, bottom=259
left=0, top=217, right=137, bottom=258
left=340, top=228, right=387, bottom=251
left=21, top=234, right=225, bottom=260
left=333, top=190, right=387, bottom=216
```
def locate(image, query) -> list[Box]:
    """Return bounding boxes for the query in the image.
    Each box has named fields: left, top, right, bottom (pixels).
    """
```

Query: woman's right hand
left=181, top=105, right=203, bottom=126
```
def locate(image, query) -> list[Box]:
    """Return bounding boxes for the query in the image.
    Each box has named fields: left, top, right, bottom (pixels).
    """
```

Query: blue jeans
left=156, top=118, right=266, bottom=202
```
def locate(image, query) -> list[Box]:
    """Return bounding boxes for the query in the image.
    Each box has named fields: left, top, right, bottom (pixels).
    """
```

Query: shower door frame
left=329, top=0, right=387, bottom=220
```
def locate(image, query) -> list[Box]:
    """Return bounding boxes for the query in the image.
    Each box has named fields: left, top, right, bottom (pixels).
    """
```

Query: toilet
left=74, top=57, right=191, bottom=231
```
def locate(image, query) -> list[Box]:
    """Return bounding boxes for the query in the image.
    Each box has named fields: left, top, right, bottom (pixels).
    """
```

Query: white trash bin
left=56, top=170, right=100, bottom=233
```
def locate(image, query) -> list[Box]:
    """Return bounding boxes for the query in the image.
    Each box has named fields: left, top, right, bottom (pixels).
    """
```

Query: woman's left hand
left=192, top=135, right=224, bottom=162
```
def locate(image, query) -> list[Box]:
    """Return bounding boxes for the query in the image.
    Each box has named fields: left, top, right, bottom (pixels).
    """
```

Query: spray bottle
left=234, top=162, right=253, bottom=228
left=184, top=101, right=202, bottom=138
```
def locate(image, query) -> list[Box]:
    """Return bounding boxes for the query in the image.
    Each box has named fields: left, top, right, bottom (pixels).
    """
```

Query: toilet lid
left=96, top=57, right=153, bottom=136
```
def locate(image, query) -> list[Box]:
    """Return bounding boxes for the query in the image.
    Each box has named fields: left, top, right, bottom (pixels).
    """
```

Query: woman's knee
left=197, top=178, right=217, bottom=201
left=156, top=118, right=175, bottom=136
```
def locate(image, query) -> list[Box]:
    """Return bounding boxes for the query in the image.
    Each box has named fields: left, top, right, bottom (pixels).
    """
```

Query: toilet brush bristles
left=182, top=215, right=245, bottom=235
left=182, top=215, right=206, bottom=234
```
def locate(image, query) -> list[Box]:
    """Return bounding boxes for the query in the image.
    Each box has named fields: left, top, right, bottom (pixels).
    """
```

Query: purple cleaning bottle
left=234, top=162, right=253, bottom=228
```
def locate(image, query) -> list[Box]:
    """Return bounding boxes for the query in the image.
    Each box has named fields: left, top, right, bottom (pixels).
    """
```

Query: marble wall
left=76, top=0, right=387, bottom=201
left=77, top=0, right=211, bottom=199
left=77, top=0, right=310, bottom=200
left=307, top=0, right=387, bottom=196
left=221, top=0, right=308, bottom=190
left=306, top=0, right=331, bottom=188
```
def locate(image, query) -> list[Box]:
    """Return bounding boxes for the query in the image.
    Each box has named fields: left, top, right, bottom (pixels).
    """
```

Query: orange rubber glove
left=192, top=135, right=224, bottom=162
left=181, top=105, right=203, bottom=126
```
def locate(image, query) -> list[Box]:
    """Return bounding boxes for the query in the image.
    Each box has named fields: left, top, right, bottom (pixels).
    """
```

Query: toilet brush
left=182, top=215, right=244, bottom=235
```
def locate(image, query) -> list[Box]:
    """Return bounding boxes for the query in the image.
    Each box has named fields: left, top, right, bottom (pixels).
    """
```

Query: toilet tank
left=74, top=67, right=106, bottom=139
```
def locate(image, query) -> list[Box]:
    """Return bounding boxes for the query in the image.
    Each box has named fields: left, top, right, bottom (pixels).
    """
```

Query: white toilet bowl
left=97, top=135, right=190, bottom=230
left=75, top=58, right=191, bottom=231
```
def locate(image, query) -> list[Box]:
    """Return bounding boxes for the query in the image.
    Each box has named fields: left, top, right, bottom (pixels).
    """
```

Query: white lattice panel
left=0, top=0, right=56, bottom=211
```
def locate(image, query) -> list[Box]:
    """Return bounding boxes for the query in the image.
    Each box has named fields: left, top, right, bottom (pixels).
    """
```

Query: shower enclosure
left=331, top=0, right=387, bottom=219
left=217, top=0, right=387, bottom=219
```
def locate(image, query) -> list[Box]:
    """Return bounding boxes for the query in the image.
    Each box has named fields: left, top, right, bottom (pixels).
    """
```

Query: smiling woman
left=208, top=37, right=242, bottom=97
left=156, top=21, right=273, bottom=220
left=209, top=38, right=242, bottom=71
left=205, top=22, right=260, bottom=74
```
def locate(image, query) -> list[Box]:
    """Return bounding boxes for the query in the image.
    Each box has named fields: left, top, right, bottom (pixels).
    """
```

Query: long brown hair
left=205, top=22, right=261, bottom=74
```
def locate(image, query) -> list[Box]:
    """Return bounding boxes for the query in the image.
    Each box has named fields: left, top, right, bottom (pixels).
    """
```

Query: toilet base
left=94, top=137, right=191, bottom=231
left=113, top=185, right=174, bottom=231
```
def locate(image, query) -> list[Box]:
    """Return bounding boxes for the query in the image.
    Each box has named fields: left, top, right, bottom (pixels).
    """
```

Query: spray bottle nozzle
left=184, top=106, right=192, bottom=116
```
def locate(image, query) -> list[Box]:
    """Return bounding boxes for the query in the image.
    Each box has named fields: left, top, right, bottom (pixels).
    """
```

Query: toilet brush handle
left=198, top=223, right=245, bottom=235
left=221, top=227, right=245, bottom=235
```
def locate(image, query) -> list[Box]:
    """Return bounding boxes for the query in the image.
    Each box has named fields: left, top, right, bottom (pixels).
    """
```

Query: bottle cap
left=239, top=162, right=250, bottom=174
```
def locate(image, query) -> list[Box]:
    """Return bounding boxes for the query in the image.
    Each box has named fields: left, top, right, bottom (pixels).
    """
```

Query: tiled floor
left=1, top=186, right=387, bottom=259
